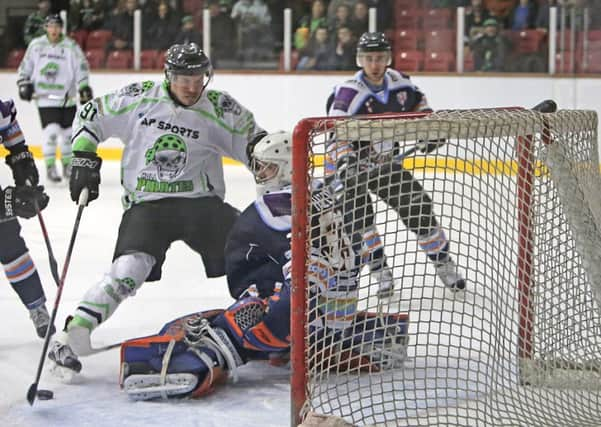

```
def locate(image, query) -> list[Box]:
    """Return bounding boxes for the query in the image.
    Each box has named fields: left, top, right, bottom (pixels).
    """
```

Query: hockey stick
left=26, top=180, right=60, bottom=288
left=27, top=188, right=89, bottom=406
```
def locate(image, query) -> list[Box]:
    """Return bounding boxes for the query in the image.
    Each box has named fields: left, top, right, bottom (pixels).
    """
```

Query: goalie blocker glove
left=0, top=185, right=49, bottom=219
left=79, top=86, right=93, bottom=105
left=5, top=144, right=39, bottom=186
left=70, top=151, right=102, bottom=204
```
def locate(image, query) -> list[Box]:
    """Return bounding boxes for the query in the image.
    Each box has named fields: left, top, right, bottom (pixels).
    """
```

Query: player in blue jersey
left=118, top=131, right=409, bottom=400
left=326, top=32, right=466, bottom=295
left=0, top=98, right=52, bottom=338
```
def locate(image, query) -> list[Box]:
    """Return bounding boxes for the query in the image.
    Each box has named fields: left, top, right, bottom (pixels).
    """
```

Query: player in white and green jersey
left=17, top=14, right=93, bottom=183
left=47, top=43, right=269, bottom=375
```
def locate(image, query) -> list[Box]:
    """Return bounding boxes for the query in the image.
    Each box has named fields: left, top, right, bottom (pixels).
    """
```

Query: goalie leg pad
left=123, top=373, right=199, bottom=401
left=349, top=311, right=410, bottom=370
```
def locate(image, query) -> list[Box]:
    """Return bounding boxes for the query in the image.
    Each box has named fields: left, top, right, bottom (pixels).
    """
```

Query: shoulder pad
left=254, top=190, right=292, bottom=231
left=206, top=90, right=243, bottom=119
left=117, top=81, right=155, bottom=98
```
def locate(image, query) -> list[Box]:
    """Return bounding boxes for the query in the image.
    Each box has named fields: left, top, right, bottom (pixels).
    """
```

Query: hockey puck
left=36, top=389, right=54, bottom=400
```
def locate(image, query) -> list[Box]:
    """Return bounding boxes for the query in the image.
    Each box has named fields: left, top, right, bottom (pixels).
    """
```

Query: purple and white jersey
left=0, top=99, right=25, bottom=149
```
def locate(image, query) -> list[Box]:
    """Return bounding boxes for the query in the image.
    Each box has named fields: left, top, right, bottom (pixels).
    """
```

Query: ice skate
left=434, top=257, right=466, bottom=291
left=372, top=267, right=396, bottom=298
left=48, top=338, right=82, bottom=374
left=29, top=304, right=55, bottom=338
left=46, top=164, right=61, bottom=183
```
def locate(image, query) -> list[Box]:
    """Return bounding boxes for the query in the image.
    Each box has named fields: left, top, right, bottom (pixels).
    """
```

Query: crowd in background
left=6, top=0, right=601, bottom=72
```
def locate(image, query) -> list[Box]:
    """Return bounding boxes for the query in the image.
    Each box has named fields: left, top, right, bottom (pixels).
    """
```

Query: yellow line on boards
left=0, top=147, right=586, bottom=176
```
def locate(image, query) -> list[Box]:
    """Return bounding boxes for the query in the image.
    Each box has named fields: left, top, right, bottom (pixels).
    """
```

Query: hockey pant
left=340, top=162, right=452, bottom=264
left=65, top=252, right=156, bottom=355
left=0, top=218, right=46, bottom=309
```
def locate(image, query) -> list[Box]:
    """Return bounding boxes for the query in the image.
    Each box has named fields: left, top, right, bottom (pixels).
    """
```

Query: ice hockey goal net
left=290, top=105, right=601, bottom=426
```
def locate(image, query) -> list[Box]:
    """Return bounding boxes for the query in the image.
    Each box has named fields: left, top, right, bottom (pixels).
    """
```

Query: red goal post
left=290, top=106, right=601, bottom=426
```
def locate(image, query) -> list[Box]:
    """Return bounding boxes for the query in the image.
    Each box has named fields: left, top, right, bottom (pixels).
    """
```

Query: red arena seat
left=86, top=30, right=113, bottom=50
left=106, top=50, right=133, bottom=69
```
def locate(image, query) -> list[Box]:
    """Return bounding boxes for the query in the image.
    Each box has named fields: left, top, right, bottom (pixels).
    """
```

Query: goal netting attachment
left=290, top=105, right=601, bottom=426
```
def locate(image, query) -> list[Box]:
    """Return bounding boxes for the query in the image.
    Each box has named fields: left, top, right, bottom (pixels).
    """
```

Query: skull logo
left=145, top=134, right=188, bottom=181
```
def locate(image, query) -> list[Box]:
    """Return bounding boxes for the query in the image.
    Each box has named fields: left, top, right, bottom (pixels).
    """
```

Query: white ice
left=0, top=161, right=292, bottom=427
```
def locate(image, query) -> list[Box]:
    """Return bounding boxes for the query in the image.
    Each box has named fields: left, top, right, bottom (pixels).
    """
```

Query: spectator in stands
left=465, top=0, right=491, bottom=41
left=145, top=1, right=179, bottom=50
left=329, top=3, right=352, bottom=34
left=511, top=0, right=537, bottom=30
left=208, top=0, right=235, bottom=64
left=333, top=26, right=356, bottom=70
left=485, top=0, right=517, bottom=28
left=348, top=1, right=369, bottom=40
left=174, top=15, right=203, bottom=46
left=430, top=0, right=470, bottom=6
left=297, top=25, right=335, bottom=70
left=69, top=0, right=106, bottom=32
left=534, top=0, right=559, bottom=32
left=231, top=0, right=274, bottom=62
left=470, top=18, right=509, bottom=71
left=327, top=1, right=356, bottom=23
left=107, top=0, right=138, bottom=51
left=294, top=0, right=328, bottom=51
left=24, top=0, right=52, bottom=45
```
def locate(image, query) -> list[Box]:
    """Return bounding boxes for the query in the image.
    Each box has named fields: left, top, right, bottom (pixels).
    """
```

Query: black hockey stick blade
left=26, top=383, right=38, bottom=406
left=532, top=99, right=557, bottom=113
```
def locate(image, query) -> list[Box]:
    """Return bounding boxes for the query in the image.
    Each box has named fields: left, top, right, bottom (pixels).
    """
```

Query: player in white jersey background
left=47, top=42, right=270, bottom=375
left=17, top=14, right=93, bottom=183
left=326, top=31, right=466, bottom=294
left=0, top=98, right=53, bottom=338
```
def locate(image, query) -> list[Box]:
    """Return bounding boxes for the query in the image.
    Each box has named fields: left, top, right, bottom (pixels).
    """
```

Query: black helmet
left=356, top=32, right=391, bottom=53
left=164, top=43, right=213, bottom=78
left=44, top=13, right=64, bottom=27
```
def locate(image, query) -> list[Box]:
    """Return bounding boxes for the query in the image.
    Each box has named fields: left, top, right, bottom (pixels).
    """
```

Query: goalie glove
left=417, top=138, right=446, bottom=154
left=5, top=144, right=39, bottom=186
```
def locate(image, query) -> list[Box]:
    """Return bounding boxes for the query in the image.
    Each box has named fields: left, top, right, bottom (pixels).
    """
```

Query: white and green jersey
left=72, top=80, right=265, bottom=209
left=17, top=34, right=90, bottom=108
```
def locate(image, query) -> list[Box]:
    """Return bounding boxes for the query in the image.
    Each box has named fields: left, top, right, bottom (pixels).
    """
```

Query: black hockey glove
left=246, top=130, right=268, bottom=165
left=0, top=185, right=49, bottom=219
left=5, top=144, right=39, bottom=186
left=17, top=80, right=34, bottom=102
left=417, top=138, right=446, bottom=154
left=79, top=86, right=93, bottom=104
left=70, top=151, right=102, bottom=204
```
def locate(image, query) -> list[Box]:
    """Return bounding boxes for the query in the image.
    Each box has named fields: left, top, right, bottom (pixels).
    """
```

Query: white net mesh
left=292, top=108, right=601, bottom=426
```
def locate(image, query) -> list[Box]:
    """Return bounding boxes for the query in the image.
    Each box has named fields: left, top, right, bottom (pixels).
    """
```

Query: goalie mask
left=251, top=131, right=292, bottom=196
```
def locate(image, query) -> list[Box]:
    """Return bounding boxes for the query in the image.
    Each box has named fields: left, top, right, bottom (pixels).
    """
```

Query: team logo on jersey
left=119, top=81, right=154, bottom=98
left=145, top=133, right=188, bottom=181
left=40, top=62, right=59, bottom=80
left=207, top=90, right=242, bottom=118
left=332, top=87, right=358, bottom=113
